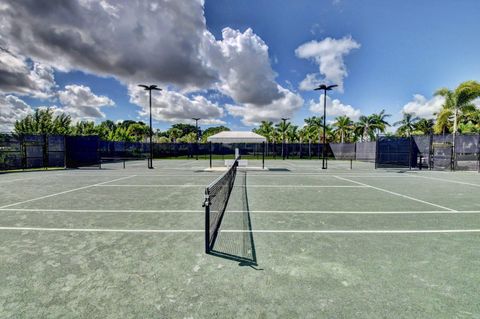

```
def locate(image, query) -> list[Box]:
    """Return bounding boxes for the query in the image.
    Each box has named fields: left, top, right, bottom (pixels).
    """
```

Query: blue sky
left=1, top=0, right=479, bottom=132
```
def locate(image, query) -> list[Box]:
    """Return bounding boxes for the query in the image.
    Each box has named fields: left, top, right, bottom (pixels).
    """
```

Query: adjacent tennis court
left=1, top=159, right=479, bottom=318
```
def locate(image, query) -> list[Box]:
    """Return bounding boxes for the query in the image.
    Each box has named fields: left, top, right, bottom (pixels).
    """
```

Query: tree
left=332, top=115, right=353, bottom=143
left=201, top=126, right=230, bottom=142
left=252, top=121, right=275, bottom=142
left=178, top=132, right=197, bottom=143
left=286, top=125, right=298, bottom=143
left=354, top=115, right=378, bottom=141
left=171, top=123, right=196, bottom=138
left=126, top=122, right=150, bottom=142
left=434, top=80, right=480, bottom=134
left=394, top=112, right=419, bottom=137
left=14, top=108, right=72, bottom=135
left=304, top=116, right=324, bottom=143
left=73, top=121, right=97, bottom=135
left=370, top=109, right=391, bottom=135
left=414, top=118, right=434, bottom=135
left=167, top=128, right=183, bottom=143
left=275, top=120, right=291, bottom=143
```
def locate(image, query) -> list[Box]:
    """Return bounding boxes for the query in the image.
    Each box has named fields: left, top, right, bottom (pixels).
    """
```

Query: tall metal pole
left=192, top=118, right=200, bottom=160
left=314, top=84, right=338, bottom=170
left=138, top=84, right=161, bottom=169
left=281, top=117, right=289, bottom=160
left=322, top=89, right=327, bottom=169
left=149, top=90, right=153, bottom=169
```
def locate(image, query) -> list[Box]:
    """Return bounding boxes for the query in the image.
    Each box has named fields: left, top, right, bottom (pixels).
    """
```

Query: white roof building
left=206, top=131, right=266, bottom=143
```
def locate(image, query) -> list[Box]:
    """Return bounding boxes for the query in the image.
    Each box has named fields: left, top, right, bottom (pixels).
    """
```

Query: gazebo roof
left=206, top=131, right=266, bottom=143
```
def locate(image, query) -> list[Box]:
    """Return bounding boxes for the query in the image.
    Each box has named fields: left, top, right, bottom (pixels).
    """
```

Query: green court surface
left=0, top=159, right=479, bottom=318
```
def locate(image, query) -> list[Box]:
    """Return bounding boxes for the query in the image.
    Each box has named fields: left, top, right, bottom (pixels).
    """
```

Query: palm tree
left=253, top=121, right=275, bottom=142
left=354, top=115, right=378, bottom=141
left=370, top=109, right=391, bottom=135
left=168, top=128, right=182, bottom=143
left=433, top=107, right=452, bottom=135
left=414, top=118, right=434, bottom=135
left=73, top=121, right=97, bottom=135
left=286, top=125, right=298, bottom=143
left=332, top=115, right=353, bottom=143
left=393, top=113, right=420, bottom=137
left=435, top=80, right=480, bottom=134
left=304, top=116, right=324, bottom=143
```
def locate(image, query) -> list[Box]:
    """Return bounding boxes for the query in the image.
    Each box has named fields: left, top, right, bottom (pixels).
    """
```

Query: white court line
left=0, top=208, right=479, bottom=214
left=334, top=175, right=457, bottom=212
left=0, top=177, right=36, bottom=184
left=0, top=175, right=137, bottom=209
left=2, top=208, right=480, bottom=214
left=414, top=175, right=480, bottom=188
left=0, top=226, right=479, bottom=234
left=0, top=208, right=202, bottom=213
left=94, top=184, right=367, bottom=188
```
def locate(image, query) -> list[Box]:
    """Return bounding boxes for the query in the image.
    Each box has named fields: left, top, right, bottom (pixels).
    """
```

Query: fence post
left=374, top=136, right=379, bottom=169
left=262, top=141, right=265, bottom=169
left=209, top=141, right=212, bottom=168
left=408, top=136, right=412, bottom=170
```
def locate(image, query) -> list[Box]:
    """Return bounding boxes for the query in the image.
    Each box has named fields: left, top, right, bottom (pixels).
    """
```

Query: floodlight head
left=314, top=84, right=338, bottom=91
left=138, top=84, right=162, bottom=91
left=281, top=117, right=290, bottom=122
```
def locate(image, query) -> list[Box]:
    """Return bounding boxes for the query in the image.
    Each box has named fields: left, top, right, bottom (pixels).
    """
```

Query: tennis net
left=203, top=158, right=239, bottom=253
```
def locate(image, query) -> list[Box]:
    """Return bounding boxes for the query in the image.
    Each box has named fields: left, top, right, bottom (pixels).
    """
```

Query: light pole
left=192, top=118, right=200, bottom=160
left=138, top=84, right=162, bottom=169
left=314, top=84, right=338, bottom=169
left=281, top=117, right=289, bottom=160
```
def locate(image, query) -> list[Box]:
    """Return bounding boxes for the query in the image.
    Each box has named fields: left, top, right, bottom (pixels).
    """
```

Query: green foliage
left=394, top=113, right=420, bottom=137
left=201, top=126, right=230, bottom=142
left=171, top=123, right=197, bottom=137
left=14, top=108, right=72, bottom=135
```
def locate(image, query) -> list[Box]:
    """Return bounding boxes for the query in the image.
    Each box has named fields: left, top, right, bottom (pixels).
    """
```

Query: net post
left=350, top=158, right=353, bottom=170
left=204, top=188, right=211, bottom=253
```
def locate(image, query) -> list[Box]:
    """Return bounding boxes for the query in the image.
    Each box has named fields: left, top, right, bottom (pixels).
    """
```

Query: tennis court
left=1, top=159, right=479, bottom=318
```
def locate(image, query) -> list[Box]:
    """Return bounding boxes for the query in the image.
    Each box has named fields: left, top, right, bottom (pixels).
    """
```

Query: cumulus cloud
left=0, top=48, right=56, bottom=98
left=226, top=87, right=303, bottom=126
left=295, top=36, right=360, bottom=92
left=309, top=95, right=361, bottom=120
left=1, top=0, right=303, bottom=125
left=1, top=0, right=217, bottom=89
left=0, top=95, right=33, bottom=131
left=208, top=28, right=283, bottom=105
left=57, top=84, right=114, bottom=120
left=129, top=85, right=225, bottom=124
left=401, top=94, right=445, bottom=119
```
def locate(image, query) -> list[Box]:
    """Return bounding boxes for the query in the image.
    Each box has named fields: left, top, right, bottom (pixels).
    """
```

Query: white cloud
left=1, top=1, right=304, bottom=125
left=226, top=86, right=303, bottom=126
left=57, top=84, right=114, bottom=120
left=295, top=36, right=360, bottom=92
left=401, top=94, right=445, bottom=119
left=1, top=0, right=217, bottom=89
left=0, top=48, right=56, bottom=98
left=208, top=28, right=283, bottom=105
left=128, top=85, right=225, bottom=124
left=309, top=94, right=361, bottom=120
left=0, top=95, right=33, bottom=131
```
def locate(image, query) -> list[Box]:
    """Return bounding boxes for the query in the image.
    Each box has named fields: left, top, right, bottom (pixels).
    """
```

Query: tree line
left=11, top=80, right=480, bottom=143
left=254, top=80, right=480, bottom=143
left=12, top=108, right=230, bottom=143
